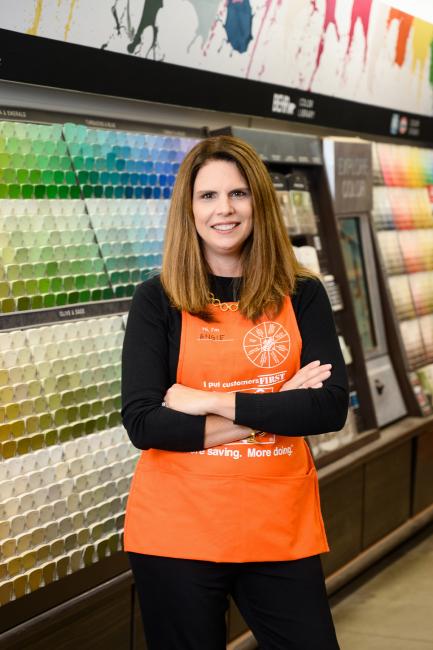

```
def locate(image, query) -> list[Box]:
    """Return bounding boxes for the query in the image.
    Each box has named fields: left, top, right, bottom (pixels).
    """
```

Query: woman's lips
left=211, top=222, right=240, bottom=232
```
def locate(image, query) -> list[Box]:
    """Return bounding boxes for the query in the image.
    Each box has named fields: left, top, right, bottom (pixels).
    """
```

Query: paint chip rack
left=372, top=142, right=433, bottom=412
left=0, top=119, right=201, bottom=317
left=0, top=121, right=78, bottom=200
left=86, top=198, right=168, bottom=297
left=0, top=112, right=202, bottom=613
left=0, top=315, right=136, bottom=605
left=63, top=123, right=199, bottom=200
left=0, top=200, right=113, bottom=313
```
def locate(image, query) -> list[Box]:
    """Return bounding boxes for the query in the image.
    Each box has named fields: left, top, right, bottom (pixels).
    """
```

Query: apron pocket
left=239, top=468, right=329, bottom=561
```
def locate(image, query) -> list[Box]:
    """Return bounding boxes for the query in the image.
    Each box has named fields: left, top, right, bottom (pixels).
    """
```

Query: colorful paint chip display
left=373, top=143, right=433, bottom=371
left=0, top=316, right=137, bottom=604
left=0, top=316, right=124, bottom=459
left=399, top=319, right=427, bottom=369
left=63, top=123, right=199, bottom=200
left=0, top=200, right=113, bottom=313
left=0, top=116, right=204, bottom=608
left=374, top=144, right=433, bottom=188
left=86, top=198, right=168, bottom=297
left=0, top=121, right=79, bottom=200
left=0, top=426, right=138, bottom=603
left=372, top=186, right=433, bottom=230
left=388, top=275, right=416, bottom=321
left=0, top=119, right=201, bottom=314
left=375, top=231, right=405, bottom=275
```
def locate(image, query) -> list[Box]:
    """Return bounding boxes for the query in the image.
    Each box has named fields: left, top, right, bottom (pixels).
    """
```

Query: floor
left=331, top=524, right=433, bottom=650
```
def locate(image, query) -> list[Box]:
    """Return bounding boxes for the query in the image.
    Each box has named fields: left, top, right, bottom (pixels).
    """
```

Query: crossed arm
left=164, top=361, right=332, bottom=448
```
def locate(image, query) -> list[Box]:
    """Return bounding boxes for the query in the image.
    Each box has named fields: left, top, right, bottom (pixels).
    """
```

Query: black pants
left=128, top=552, right=340, bottom=650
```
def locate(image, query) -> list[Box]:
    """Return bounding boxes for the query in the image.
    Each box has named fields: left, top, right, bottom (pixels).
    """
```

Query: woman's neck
left=206, top=254, right=242, bottom=278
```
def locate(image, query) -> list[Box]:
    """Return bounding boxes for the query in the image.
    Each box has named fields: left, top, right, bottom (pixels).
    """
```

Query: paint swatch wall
left=372, top=142, right=433, bottom=408
left=0, top=121, right=199, bottom=312
left=0, top=117, right=200, bottom=605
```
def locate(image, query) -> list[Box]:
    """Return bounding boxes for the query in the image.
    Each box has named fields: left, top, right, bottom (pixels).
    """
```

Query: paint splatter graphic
left=308, top=0, right=373, bottom=89
left=410, top=18, right=433, bottom=79
left=386, top=8, right=433, bottom=86
left=125, top=0, right=163, bottom=55
left=6, top=0, right=432, bottom=115
left=100, top=0, right=164, bottom=59
left=189, top=0, right=221, bottom=45
left=27, top=0, right=78, bottom=41
left=245, top=0, right=284, bottom=78
left=27, top=0, right=43, bottom=35
left=346, top=0, right=373, bottom=60
left=309, top=0, right=340, bottom=89
left=386, top=8, right=414, bottom=66
left=64, top=0, right=78, bottom=41
left=224, top=0, right=253, bottom=54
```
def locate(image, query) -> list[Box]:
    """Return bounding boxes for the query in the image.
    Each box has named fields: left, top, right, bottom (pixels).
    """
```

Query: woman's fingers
left=302, top=368, right=331, bottom=387
left=281, top=362, right=332, bottom=391
left=296, top=362, right=330, bottom=381
left=301, top=363, right=331, bottom=381
left=304, top=381, right=323, bottom=389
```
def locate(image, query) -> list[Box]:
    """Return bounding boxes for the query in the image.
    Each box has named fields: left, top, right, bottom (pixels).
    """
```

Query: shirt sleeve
left=121, top=279, right=206, bottom=451
left=234, top=278, right=349, bottom=436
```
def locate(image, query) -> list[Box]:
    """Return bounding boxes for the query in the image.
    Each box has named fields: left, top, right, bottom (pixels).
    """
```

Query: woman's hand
left=163, top=384, right=212, bottom=416
left=280, top=360, right=331, bottom=391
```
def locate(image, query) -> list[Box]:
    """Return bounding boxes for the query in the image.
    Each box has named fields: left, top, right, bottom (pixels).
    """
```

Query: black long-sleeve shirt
left=121, top=275, right=349, bottom=451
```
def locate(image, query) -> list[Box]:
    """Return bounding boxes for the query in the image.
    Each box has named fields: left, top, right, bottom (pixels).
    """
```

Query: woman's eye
left=201, top=192, right=215, bottom=199
left=231, top=190, right=247, bottom=198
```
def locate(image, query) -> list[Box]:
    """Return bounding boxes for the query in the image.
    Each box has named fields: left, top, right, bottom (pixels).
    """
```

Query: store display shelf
left=0, top=104, right=205, bottom=140
left=0, top=551, right=129, bottom=635
left=318, top=414, right=433, bottom=483
left=401, top=352, right=433, bottom=373
left=212, top=127, right=323, bottom=166
left=0, top=298, right=132, bottom=331
left=313, top=428, right=379, bottom=469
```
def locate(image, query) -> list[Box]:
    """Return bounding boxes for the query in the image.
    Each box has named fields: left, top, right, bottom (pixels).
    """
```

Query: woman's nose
left=216, top=194, right=234, bottom=215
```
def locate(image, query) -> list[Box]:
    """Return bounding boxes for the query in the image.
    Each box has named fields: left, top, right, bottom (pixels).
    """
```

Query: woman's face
left=192, top=159, right=253, bottom=273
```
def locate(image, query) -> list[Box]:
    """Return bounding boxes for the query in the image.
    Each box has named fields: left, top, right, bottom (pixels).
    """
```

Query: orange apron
left=124, top=297, right=329, bottom=562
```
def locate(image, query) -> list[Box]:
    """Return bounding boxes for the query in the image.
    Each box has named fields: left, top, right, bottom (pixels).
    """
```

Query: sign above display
left=323, top=139, right=373, bottom=214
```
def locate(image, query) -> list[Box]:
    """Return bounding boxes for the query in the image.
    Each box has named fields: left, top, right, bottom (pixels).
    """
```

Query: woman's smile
left=211, top=222, right=240, bottom=232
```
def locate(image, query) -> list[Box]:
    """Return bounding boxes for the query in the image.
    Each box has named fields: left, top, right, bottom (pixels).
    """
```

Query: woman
left=122, top=135, right=347, bottom=649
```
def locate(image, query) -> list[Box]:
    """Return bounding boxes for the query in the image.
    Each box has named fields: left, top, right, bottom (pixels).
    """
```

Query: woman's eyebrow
left=196, top=185, right=249, bottom=191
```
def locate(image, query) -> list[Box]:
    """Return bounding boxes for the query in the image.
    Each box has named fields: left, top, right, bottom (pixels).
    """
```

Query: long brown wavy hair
left=161, top=135, right=314, bottom=321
